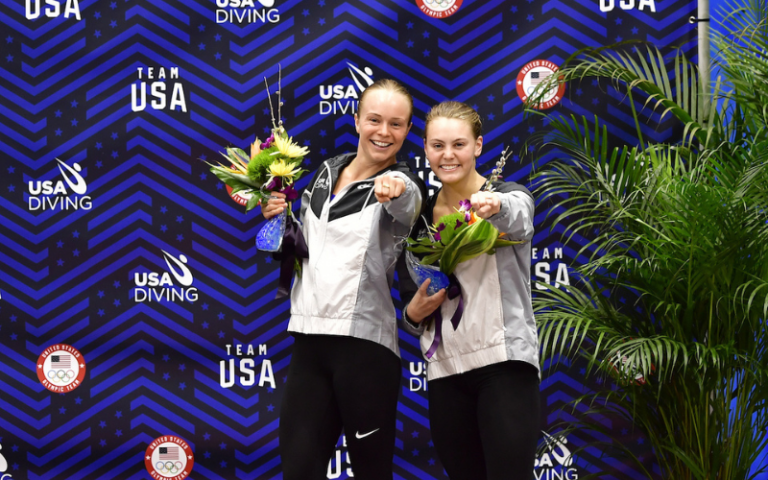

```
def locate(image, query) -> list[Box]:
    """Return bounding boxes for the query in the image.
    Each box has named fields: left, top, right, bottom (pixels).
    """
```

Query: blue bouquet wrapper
left=405, top=250, right=450, bottom=296
left=256, top=209, right=287, bottom=252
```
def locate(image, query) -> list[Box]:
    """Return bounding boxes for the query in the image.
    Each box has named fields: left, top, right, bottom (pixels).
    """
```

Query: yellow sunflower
left=272, top=134, right=310, bottom=159
left=268, top=159, right=302, bottom=181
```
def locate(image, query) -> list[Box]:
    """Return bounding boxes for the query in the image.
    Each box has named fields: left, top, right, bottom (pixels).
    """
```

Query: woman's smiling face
left=425, top=117, right=483, bottom=186
left=355, top=88, right=412, bottom=166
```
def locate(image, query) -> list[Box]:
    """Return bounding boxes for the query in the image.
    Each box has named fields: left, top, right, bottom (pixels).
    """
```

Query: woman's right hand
left=261, top=192, right=287, bottom=219
left=405, top=278, right=447, bottom=323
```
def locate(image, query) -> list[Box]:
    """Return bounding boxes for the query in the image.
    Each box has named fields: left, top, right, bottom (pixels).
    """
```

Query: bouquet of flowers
left=209, top=129, right=309, bottom=212
left=208, top=77, right=309, bottom=213
left=207, top=69, right=310, bottom=298
left=406, top=147, right=521, bottom=294
left=407, top=199, right=521, bottom=275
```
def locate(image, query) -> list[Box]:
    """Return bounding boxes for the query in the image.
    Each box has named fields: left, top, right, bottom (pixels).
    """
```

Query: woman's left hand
left=406, top=279, right=447, bottom=324
left=470, top=191, right=501, bottom=218
left=374, top=174, right=406, bottom=203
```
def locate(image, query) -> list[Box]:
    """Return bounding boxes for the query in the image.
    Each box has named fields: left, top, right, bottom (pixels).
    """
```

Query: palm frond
left=529, top=14, right=768, bottom=477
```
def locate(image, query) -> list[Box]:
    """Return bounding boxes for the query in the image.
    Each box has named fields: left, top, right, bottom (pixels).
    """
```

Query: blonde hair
left=424, top=101, right=482, bottom=139
left=358, top=78, right=414, bottom=124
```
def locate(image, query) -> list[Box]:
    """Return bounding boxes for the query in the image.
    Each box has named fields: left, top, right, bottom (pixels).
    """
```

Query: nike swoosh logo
left=355, top=428, right=380, bottom=439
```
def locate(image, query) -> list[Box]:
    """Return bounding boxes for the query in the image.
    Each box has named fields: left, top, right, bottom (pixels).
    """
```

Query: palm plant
left=528, top=1, right=768, bottom=478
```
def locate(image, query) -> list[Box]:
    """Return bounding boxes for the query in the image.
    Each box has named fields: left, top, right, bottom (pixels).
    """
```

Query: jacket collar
left=324, top=153, right=411, bottom=184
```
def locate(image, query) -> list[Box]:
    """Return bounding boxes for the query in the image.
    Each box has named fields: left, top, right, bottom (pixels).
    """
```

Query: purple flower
left=265, top=177, right=282, bottom=191
left=455, top=219, right=463, bottom=229
left=434, top=223, right=445, bottom=243
left=459, top=199, right=472, bottom=212
left=261, top=134, right=275, bottom=150
left=280, top=184, right=299, bottom=201
left=464, top=211, right=471, bottom=222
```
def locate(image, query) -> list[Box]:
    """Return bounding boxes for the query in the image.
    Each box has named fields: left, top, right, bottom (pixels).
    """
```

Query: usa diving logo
left=215, top=0, right=280, bottom=24
left=535, top=432, right=579, bottom=479
left=36, top=344, right=86, bottom=393
left=319, top=63, right=374, bottom=115
left=134, top=250, right=199, bottom=303
left=145, top=436, right=194, bottom=479
left=27, top=159, right=92, bottom=211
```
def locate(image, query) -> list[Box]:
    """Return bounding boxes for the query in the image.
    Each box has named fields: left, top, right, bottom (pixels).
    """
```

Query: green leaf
left=209, top=166, right=260, bottom=189
left=440, top=220, right=499, bottom=275
left=421, top=252, right=441, bottom=266
left=406, top=244, right=439, bottom=254
left=493, top=238, right=523, bottom=248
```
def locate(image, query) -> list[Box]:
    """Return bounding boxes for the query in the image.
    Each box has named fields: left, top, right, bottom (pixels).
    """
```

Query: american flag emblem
left=159, top=446, right=179, bottom=461
left=530, top=71, right=552, bottom=85
left=51, top=355, right=71, bottom=369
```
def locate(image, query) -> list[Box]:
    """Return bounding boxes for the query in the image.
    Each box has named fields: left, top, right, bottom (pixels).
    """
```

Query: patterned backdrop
left=0, top=0, right=698, bottom=478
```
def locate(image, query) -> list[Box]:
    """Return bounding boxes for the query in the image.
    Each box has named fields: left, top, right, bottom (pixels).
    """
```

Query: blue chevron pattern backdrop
left=0, top=0, right=698, bottom=478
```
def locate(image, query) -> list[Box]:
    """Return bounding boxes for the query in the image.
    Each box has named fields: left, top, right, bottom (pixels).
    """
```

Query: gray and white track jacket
left=288, top=153, right=426, bottom=357
left=401, top=181, right=539, bottom=380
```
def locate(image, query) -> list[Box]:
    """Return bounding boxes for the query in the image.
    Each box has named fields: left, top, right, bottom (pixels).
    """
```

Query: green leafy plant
left=527, top=1, right=768, bottom=478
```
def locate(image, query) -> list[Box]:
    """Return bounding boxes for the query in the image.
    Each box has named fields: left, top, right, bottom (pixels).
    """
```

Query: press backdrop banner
left=0, top=0, right=696, bottom=478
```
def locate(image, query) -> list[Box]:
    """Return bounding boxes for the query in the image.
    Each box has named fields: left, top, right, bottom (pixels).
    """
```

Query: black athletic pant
left=428, top=360, right=540, bottom=480
left=279, top=333, right=401, bottom=480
